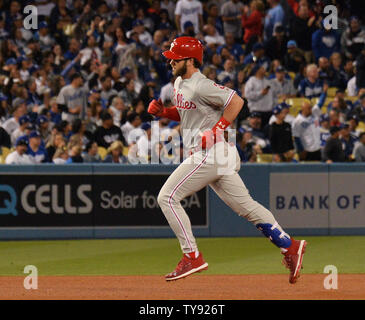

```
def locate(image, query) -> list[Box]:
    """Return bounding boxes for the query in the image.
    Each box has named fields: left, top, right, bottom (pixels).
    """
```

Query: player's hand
left=148, top=98, right=164, bottom=116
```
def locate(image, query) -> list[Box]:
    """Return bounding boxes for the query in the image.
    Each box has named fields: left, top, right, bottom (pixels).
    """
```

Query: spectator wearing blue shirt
left=319, top=114, right=331, bottom=148
left=264, top=0, right=285, bottom=41
left=64, top=38, right=81, bottom=62
left=312, top=21, right=341, bottom=62
left=243, top=43, right=270, bottom=68
left=340, top=123, right=357, bottom=161
left=236, top=127, right=256, bottom=163
left=349, top=93, right=365, bottom=122
left=37, top=115, right=51, bottom=145
left=217, top=32, right=245, bottom=64
left=328, top=53, right=348, bottom=90
left=298, top=64, right=326, bottom=99
left=347, top=114, right=362, bottom=138
left=26, top=78, right=42, bottom=107
left=26, top=131, right=49, bottom=163
left=4, top=1, right=22, bottom=32
left=49, top=97, right=62, bottom=126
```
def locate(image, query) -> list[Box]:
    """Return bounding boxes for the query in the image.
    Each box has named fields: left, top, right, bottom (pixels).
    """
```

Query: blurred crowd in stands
left=1, top=0, right=365, bottom=164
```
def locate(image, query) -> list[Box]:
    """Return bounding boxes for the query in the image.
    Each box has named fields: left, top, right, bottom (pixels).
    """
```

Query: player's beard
left=173, top=60, right=187, bottom=78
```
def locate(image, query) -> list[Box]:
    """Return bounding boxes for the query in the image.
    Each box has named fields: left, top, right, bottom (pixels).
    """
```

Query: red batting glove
left=200, top=116, right=231, bottom=150
left=148, top=98, right=164, bottom=116
left=148, top=99, right=181, bottom=121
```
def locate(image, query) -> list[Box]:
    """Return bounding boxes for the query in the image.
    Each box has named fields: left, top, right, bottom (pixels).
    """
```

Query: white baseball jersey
left=291, top=104, right=321, bottom=152
left=173, top=71, right=235, bottom=149
left=157, top=69, right=291, bottom=258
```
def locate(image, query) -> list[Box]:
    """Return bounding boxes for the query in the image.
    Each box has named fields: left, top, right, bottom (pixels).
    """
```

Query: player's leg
left=209, top=172, right=290, bottom=245
left=209, top=172, right=307, bottom=283
left=157, top=152, right=218, bottom=280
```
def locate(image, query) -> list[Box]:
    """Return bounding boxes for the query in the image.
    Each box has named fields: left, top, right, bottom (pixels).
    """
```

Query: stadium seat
left=0, top=147, right=11, bottom=164
left=327, top=87, right=338, bottom=97
left=122, top=147, right=129, bottom=157
left=345, top=95, right=358, bottom=103
left=257, top=153, right=273, bottom=163
left=98, top=147, right=108, bottom=160
left=288, top=72, right=296, bottom=80
left=358, top=122, right=365, bottom=132
left=324, top=97, right=332, bottom=107
left=286, top=98, right=307, bottom=116
left=310, top=96, right=332, bottom=108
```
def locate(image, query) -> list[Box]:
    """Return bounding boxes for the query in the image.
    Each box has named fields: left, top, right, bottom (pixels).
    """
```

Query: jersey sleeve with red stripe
left=196, top=78, right=236, bottom=110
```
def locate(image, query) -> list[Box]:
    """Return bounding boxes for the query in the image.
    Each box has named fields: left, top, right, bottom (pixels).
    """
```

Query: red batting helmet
left=162, top=36, right=204, bottom=64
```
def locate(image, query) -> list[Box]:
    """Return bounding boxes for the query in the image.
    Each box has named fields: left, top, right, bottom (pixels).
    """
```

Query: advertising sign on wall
left=270, top=172, right=365, bottom=229
left=0, top=174, right=208, bottom=228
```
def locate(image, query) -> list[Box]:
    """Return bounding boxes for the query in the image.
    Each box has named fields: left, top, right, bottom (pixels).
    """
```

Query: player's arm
left=147, top=98, right=180, bottom=121
left=221, top=93, right=244, bottom=124
left=200, top=94, right=246, bottom=149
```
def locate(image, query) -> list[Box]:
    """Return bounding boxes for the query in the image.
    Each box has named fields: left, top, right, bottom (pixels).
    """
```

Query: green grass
left=0, top=236, right=364, bottom=276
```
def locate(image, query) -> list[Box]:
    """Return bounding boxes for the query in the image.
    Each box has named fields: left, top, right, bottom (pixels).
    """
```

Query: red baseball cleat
left=165, top=253, right=208, bottom=281
left=282, top=239, right=307, bottom=284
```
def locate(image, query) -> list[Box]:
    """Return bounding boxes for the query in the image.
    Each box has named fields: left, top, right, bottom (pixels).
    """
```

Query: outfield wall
left=0, top=163, right=364, bottom=240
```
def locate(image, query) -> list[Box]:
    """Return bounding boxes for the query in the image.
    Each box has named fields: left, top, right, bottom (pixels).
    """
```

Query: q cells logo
left=0, top=185, right=17, bottom=216
left=0, top=184, right=93, bottom=216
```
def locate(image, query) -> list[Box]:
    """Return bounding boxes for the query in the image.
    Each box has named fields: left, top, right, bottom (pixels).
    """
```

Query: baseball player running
left=148, top=37, right=307, bottom=284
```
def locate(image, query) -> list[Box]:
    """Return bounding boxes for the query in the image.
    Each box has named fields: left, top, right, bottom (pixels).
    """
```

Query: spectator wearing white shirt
left=347, top=75, right=357, bottom=97
left=110, top=96, right=127, bottom=127
left=203, top=24, right=225, bottom=48
left=292, top=93, right=326, bottom=161
left=80, top=35, right=102, bottom=66
left=1, top=98, right=27, bottom=136
left=160, top=76, right=175, bottom=104
left=5, top=137, right=33, bottom=164
left=121, top=112, right=143, bottom=146
left=11, top=114, right=31, bottom=146
left=137, top=122, right=153, bottom=163
left=244, top=63, right=275, bottom=128
left=126, top=20, right=153, bottom=47
left=353, top=132, right=365, bottom=162
left=175, top=0, right=203, bottom=35
left=53, top=146, right=69, bottom=164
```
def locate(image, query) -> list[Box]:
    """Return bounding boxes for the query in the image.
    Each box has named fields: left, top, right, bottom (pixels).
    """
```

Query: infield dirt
left=1, top=274, right=364, bottom=300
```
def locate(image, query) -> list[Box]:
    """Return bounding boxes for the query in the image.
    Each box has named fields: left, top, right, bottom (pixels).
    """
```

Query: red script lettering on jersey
left=174, top=92, right=197, bottom=110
